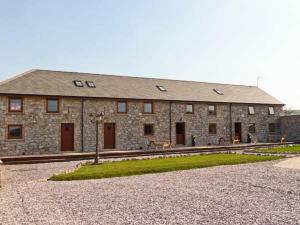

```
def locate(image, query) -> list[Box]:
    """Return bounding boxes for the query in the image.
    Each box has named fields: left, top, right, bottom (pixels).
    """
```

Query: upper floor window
left=46, top=98, right=59, bottom=113
left=86, top=81, right=96, bottom=88
left=248, top=106, right=255, bottom=115
left=156, top=85, right=167, bottom=92
left=144, top=124, right=154, bottom=135
left=248, top=123, right=256, bottom=133
left=73, top=80, right=84, bottom=87
left=268, top=107, right=275, bottom=115
left=186, top=104, right=194, bottom=114
left=208, top=105, right=216, bottom=115
left=117, top=101, right=127, bottom=113
left=8, top=125, right=23, bottom=139
left=269, top=123, right=276, bottom=133
left=209, top=123, right=217, bottom=135
left=144, top=102, right=153, bottom=114
left=8, top=97, right=23, bottom=112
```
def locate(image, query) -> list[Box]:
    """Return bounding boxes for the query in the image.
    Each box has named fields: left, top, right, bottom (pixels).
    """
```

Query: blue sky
left=1, top=0, right=299, bottom=108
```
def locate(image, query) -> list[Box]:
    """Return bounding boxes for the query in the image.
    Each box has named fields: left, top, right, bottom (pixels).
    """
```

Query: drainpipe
left=229, top=103, right=233, bottom=141
left=169, top=101, right=172, bottom=144
left=81, top=97, right=84, bottom=152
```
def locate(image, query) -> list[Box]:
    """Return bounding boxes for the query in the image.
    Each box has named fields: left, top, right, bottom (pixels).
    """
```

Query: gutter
left=81, top=97, right=84, bottom=152
left=169, top=101, right=172, bottom=143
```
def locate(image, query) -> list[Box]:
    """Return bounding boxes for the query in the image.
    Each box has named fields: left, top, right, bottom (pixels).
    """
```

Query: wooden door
left=234, top=123, right=242, bottom=142
left=104, top=123, right=116, bottom=149
left=61, top=123, right=74, bottom=151
left=176, top=122, right=185, bottom=145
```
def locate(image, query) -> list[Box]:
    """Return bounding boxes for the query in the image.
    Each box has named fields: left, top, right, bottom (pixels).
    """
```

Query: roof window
left=73, top=80, right=84, bottom=87
left=156, top=85, right=167, bottom=92
left=86, top=81, right=96, bottom=88
left=213, top=88, right=223, bottom=95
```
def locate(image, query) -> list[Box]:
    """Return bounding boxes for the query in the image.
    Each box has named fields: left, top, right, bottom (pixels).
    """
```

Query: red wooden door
left=61, top=123, right=74, bottom=151
left=176, top=122, right=185, bottom=145
left=104, top=123, right=116, bottom=149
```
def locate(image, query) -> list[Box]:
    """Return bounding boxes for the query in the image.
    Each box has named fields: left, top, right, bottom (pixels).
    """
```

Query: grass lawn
left=255, top=145, right=300, bottom=153
left=49, top=154, right=282, bottom=181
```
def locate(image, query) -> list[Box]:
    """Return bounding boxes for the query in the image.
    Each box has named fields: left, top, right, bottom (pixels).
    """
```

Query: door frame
left=61, top=123, right=74, bottom=151
left=176, top=122, right=186, bottom=145
left=234, top=122, right=242, bottom=142
left=103, top=122, right=116, bottom=149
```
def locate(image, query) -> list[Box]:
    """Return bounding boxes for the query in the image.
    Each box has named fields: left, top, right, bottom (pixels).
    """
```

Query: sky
left=0, top=0, right=300, bottom=109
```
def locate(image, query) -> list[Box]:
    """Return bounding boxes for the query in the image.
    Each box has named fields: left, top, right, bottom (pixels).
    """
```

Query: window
left=144, top=102, right=153, bottom=113
left=46, top=98, right=59, bottom=113
left=117, top=101, right=127, bottom=113
left=269, top=123, right=276, bottom=133
left=208, top=105, right=216, bottom=115
left=213, top=88, right=223, bottom=95
left=248, top=106, right=255, bottom=115
left=156, top=85, right=167, bottom=92
left=268, top=107, right=275, bottom=115
left=186, top=104, right=194, bottom=114
left=209, top=123, right=217, bottom=135
left=8, top=97, right=23, bottom=112
left=86, top=81, right=96, bottom=88
left=248, top=123, right=256, bottom=134
left=144, top=124, right=154, bottom=135
left=73, top=80, right=84, bottom=87
left=8, top=125, right=22, bottom=139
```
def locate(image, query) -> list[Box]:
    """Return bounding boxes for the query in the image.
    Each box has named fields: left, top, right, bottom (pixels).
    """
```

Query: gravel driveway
left=0, top=158, right=299, bottom=225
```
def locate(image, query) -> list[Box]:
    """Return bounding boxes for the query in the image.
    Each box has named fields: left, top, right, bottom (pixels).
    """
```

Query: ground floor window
left=144, top=124, right=154, bottom=135
left=248, top=123, right=256, bottom=133
left=269, top=123, right=276, bottom=133
left=8, top=125, right=23, bottom=139
left=209, top=123, right=217, bottom=135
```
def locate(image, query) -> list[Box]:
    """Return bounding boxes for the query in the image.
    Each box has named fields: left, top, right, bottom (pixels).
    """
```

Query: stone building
left=0, top=70, right=283, bottom=156
left=280, top=115, right=300, bottom=141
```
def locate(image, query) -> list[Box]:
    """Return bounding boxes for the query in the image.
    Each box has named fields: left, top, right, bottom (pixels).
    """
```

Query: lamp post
left=89, top=112, right=105, bottom=164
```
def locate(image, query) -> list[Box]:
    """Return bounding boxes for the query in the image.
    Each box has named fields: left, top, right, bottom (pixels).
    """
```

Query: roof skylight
left=86, top=81, right=96, bottom=88
left=213, top=88, right=223, bottom=95
left=73, top=80, right=84, bottom=87
left=156, top=85, right=167, bottom=92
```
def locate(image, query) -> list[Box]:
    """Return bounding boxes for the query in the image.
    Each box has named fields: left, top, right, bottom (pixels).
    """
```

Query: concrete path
left=275, top=157, right=300, bottom=169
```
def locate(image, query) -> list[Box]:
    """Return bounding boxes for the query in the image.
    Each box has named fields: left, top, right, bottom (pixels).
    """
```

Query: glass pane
left=118, top=102, right=126, bottom=113
left=249, top=107, right=255, bottom=114
left=10, top=98, right=22, bottom=111
left=269, top=107, right=274, bottom=115
left=9, top=126, right=21, bottom=139
left=186, top=105, right=193, bottom=113
left=144, top=103, right=152, bottom=113
left=48, top=100, right=58, bottom=112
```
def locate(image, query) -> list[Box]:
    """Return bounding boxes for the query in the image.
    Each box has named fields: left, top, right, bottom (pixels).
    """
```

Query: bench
left=147, top=140, right=172, bottom=150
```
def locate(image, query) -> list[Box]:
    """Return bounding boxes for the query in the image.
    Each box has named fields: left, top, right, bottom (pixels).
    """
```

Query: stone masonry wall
left=0, top=95, right=282, bottom=156
left=280, top=115, right=300, bottom=141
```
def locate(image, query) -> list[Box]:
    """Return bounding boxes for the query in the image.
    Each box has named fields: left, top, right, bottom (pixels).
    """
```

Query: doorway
left=104, top=123, right=116, bottom=149
left=61, top=123, right=74, bottom=151
left=176, top=122, right=185, bottom=145
left=234, top=122, right=242, bottom=142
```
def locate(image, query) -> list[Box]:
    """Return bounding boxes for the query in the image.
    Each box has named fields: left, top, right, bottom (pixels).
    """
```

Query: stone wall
left=0, top=95, right=282, bottom=156
left=280, top=115, right=300, bottom=141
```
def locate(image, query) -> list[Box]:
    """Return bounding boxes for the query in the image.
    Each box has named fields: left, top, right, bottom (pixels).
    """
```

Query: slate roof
left=0, top=69, right=283, bottom=105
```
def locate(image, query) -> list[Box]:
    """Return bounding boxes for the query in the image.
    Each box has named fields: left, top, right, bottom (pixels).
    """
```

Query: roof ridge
left=33, top=69, right=257, bottom=88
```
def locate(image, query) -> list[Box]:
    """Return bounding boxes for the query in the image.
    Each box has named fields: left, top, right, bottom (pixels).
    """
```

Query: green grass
left=255, top=145, right=300, bottom=153
left=49, top=154, right=282, bottom=181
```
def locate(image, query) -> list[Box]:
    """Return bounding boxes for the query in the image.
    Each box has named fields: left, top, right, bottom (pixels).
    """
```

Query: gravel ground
left=0, top=158, right=300, bottom=225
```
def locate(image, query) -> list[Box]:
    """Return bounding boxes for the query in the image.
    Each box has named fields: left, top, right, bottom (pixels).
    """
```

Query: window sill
left=6, top=112, right=25, bottom=115
left=6, top=139, right=24, bottom=142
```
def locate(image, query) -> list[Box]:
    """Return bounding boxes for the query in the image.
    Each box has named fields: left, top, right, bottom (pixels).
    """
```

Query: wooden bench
left=147, top=140, right=172, bottom=150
